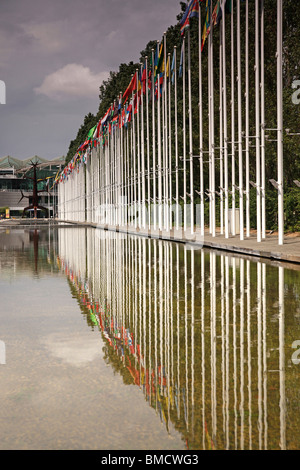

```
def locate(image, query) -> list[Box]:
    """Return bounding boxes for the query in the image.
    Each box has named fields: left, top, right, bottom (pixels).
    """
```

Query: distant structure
left=18, top=161, right=50, bottom=218
left=0, top=155, right=64, bottom=218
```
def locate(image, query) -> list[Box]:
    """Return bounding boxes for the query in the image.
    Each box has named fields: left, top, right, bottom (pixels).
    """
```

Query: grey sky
left=0, top=0, right=182, bottom=160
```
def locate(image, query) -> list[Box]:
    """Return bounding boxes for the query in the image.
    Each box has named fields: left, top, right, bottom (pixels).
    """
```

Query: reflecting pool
left=1, top=226, right=300, bottom=450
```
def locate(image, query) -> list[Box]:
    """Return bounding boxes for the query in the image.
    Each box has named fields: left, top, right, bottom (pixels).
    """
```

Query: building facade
left=0, top=155, right=64, bottom=217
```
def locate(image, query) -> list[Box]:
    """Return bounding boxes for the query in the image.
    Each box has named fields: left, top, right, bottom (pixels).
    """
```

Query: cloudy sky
left=0, top=0, right=182, bottom=161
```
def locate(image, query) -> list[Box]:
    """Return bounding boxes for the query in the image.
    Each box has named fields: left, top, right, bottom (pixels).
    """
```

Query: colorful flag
left=141, top=66, right=147, bottom=94
left=166, top=55, right=170, bottom=79
left=118, top=94, right=122, bottom=113
left=179, top=41, right=184, bottom=78
left=122, top=73, right=137, bottom=104
left=125, top=99, right=133, bottom=125
left=212, top=0, right=222, bottom=26
left=155, top=41, right=164, bottom=77
left=101, top=106, right=111, bottom=126
left=201, top=0, right=211, bottom=52
left=171, top=49, right=176, bottom=85
left=180, top=0, right=202, bottom=36
left=87, top=125, right=96, bottom=140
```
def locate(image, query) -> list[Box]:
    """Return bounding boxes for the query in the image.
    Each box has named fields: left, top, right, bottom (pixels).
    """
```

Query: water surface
left=0, top=226, right=300, bottom=450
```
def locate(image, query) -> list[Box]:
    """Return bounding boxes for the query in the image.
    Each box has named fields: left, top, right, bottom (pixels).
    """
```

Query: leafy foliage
left=65, top=0, right=300, bottom=231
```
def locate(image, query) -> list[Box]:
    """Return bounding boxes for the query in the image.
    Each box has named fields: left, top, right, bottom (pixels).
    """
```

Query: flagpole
left=222, top=0, right=229, bottom=239
left=277, top=0, right=284, bottom=245
left=126, top=115, right=130, bottom=227
left=210, top=0, right=215, bottom=238
left=157, top=41, right=163, bottom=231
left=145, top=56, right=151, bottom=230
left=199, top=3, right=204, bottom=237
left=245, top=0, right=250, bottom=238
left=152, top=48, right=157, bottom=230
left=182, top=35, right=187, bottom=233
left=237, top=0, right=244, bottom=240
left=174, top=45, right=179, bottom=231
left=255, top=0, right=262, bottom=242
left=163, top=32, right=169, bottom=232
left=132, top=85, right=137, bottom=229
left=261, top=0, right=266, bottom=239
left=188, top=27, right=194, bottom=235
left=140, top=62, right=146, bottom=229
left=231, top=0, right=236, bottom=236
left=219, top=17, right=224, bottom=236
left=208, top=12, right=212, bottom=235
left=168, top=52, right=173, bottom=230
left=136, top=69, right=141, bottom=229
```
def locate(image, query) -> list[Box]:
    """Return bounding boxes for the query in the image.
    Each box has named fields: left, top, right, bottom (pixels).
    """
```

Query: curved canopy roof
left=0, top=155, right=65, bottom=171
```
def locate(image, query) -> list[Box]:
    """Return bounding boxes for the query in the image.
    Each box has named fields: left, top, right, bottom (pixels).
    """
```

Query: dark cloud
left=0, top=0, right=182, bottom=160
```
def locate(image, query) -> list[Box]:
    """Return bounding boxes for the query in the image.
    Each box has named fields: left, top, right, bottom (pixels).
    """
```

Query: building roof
left=0, top=155, right=65, bottom=172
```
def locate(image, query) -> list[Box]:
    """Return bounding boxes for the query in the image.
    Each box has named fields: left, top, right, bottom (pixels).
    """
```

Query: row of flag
left=58, top=0, right=231, bottom=184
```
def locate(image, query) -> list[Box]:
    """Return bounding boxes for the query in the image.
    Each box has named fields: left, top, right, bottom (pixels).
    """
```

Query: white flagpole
left=208, top=13, right=212, bottom=235
left=174, top=45, right=179, bottom=231
left=145, top=56, right=151, bottom=230
left=237, top=0, right=244, bottom=240
left=277, top=0, right=284, bottom=245
left=157, top=41, right=163, bottom=231
left=188, top=27, right=194, bottom=235
left=164, top=32, right=169, bottom=232
left=222, top=0, right=229, bottom=239
left=199, top=4, right=204, bottom=237
left=219, top=17, right=224, bottom=236
left=209, top=0, right=215, bottom=237
left=231, top=0, right=236, bottom=236
left=261, top=0, right=266, bottom=239
left=182, top=35, right=187, bottom=233
left=168, top=52, right=173, bottom=230
left=152, top=48, right=157, bottom=230
left=140, top=62, right=146, bottom=229
left=136, top=69, right=141, bottom=229
left=245, top=0, right=250, bottom=237
left=132, top=86, right=137, bottom=229
left=255, top=0, right=262, bottom=242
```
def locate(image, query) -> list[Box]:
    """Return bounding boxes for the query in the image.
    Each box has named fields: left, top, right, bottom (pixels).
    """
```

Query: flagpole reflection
left=57, top=228, right=294, bottom=450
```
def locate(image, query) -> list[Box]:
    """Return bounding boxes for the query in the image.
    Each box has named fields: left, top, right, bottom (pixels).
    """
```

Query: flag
left=201, top=0, right=211, bottom=52
left=125, top=99, right=133, bottom=125
left=101, top=106, right=111, bottom=126
left=87, top=125, right=96, bottom=140
left=155, top=41, right=164, bottom=77
left=119, top=108, right=125, bottom=128
left=118, top=94, right=122, bottom=113
left=122, top=73, right=137, bottom=104
left=166, top=55, right=170, bottom=79
left=179, top=41, right=184, bottom=78
left=141, top=66, right=147, bottom=94
left=171, top=49, right=176, bottom=85
left=212, top=0, right=222, bottom=27
left=179, top=0, right=202, bottom=36
left=96, top=119, right=102, bottom=138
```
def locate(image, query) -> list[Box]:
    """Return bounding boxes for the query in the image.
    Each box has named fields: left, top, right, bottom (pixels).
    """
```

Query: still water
left=0, top=226, right=300, bottom=450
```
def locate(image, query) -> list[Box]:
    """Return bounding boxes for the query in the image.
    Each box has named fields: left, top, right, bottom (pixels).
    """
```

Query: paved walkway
left=201, top=230, right=300, bottom=264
